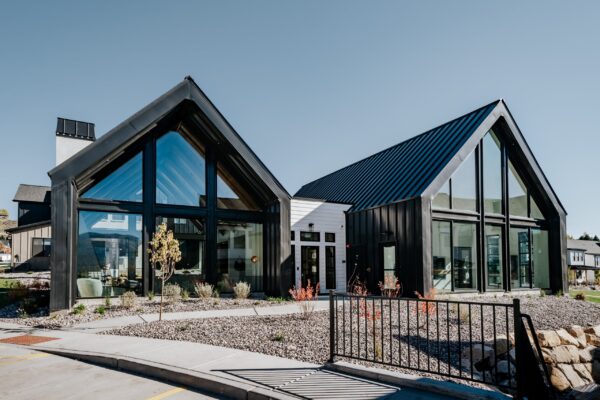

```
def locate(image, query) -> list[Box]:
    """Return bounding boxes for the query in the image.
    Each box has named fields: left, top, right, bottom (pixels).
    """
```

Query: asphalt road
left=0, top=344, right=225, bottom=400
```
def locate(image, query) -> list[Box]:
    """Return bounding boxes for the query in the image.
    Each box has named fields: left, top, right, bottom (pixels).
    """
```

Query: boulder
left=495, top=360, right=515, bottom=377
left=584, top=326, right=600, bottom=336
left=542, top=348, right=555, bottom=365
left=550, top=345, right=581, bottom=364
left=558, top=363, right=588, bottom=388
left=488, top=335, right=512, bottom=355
left=461, top=344, right=495, bottom=370
left=550, top=366, right=571, bottom=392
left=557, top=328, right=581, bottom=347
left=538, top=330, right=561, bottom=347
left=573, top=363, right=594, bottom=384
left=568, top=325, right=588, bottom=348
left=585, top=334, right=600, bottom=347
left=580, top=346, right=597, bottom=363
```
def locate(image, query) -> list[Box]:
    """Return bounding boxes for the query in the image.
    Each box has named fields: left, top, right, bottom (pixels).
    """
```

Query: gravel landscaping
left=0, top=297, right=289, bottom=329
left=105, top=294, right=600, bottom=391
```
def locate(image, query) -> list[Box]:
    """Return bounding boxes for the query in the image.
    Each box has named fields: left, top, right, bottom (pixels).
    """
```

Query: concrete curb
left=325, top=361, right=512, bottom=400
left=30, top=347, right=299, bottom=400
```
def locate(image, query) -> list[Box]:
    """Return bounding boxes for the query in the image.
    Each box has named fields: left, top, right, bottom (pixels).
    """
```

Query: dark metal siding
left=296, top=101, right=499, bottom=212
left=346, top=198, right=425, bottom=296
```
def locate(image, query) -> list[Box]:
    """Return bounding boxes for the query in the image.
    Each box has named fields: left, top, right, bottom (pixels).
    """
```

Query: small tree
left=148, top=223, right=181, bottom=321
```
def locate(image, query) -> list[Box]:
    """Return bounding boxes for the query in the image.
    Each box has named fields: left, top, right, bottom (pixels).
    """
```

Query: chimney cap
left=56, top=117, right=95, bottom=141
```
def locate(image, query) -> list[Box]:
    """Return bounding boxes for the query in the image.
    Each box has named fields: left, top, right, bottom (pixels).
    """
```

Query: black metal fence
left=328, top=292, right=528, bottom=391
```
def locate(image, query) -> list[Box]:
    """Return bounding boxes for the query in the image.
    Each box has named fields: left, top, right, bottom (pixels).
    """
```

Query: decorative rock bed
left=538, top=325, right=600, bottom=392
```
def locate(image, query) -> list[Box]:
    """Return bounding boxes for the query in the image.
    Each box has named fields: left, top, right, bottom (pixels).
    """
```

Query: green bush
left=147, top=291, right=155, bottom=301
left=94, top=305, right=106, bottom=315
left=72, top=303, right=86, bottom=315
left=181, top=289, right=190, bottom=301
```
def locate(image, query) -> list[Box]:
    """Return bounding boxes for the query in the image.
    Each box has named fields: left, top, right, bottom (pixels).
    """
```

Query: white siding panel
left=291, top=199, right=351, bottom=293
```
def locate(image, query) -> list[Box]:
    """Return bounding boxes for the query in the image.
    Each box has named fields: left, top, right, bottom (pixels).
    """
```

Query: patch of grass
left=147, top=291, right=155, bottom=301
left=72, top=303, right=86, bottom=315
left=94, top=305, right=106, bottom=315
left=177, top=323, right=190, bottom=332
left=271, top=332, right=285, bottom=342
left=266, top=297, right=288, bottom=303
left=570, top=290, right=600, bottom=304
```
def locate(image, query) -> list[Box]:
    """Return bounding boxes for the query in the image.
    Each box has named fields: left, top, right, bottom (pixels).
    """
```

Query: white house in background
left=291, top=198, right=351, bottom=293
left=567, top=239, right=600, bottom=285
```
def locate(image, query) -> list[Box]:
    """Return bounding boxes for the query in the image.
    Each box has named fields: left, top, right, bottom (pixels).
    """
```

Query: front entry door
left=301, top=246, right=319, bottom=288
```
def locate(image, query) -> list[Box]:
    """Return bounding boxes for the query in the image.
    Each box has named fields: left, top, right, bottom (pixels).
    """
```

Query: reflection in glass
left=217, top=163, right=260, bottom=211
left=510, top=227, right=530, bottom=288
left=217, top=221, right=263, bottom=292
left=77, top=211, right=142, bottom=298
left=508, top=161, right=527, bottom=217
left=156, top=131, right=206, bottom=207
left=483, top=131, right=502, bottom=214
left=382, top=244, right=396, bottom=288
left=432, top=181, right=450, bottom=209
left=451, top=151, right=477, bottom=211
left=325, top=246, right=336, bottom=289
left=453, top=222, right=477, bottom=290
left=530, top=197, right=544, bottom=220
left=432, top=221, right=452, bottom=291
left=154, top=217, right=205, bottom=292
left=82, top=152, right=143, bottom=202
left=485, top=225, right=503, bottom=289
left=532, top=229, right=550, bottom=288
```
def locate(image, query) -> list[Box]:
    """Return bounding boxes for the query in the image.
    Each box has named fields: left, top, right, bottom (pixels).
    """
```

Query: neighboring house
left=567, top=239, right=600, bottom=285
left=11, top=77, right=568, bottom=310
left=296, top=100, right=567, bottom=297
left=0, top=239, right=11, bottom=263
left=291, top=198, right=351, bottom=293
left=6, top=185, right=52, bottom=271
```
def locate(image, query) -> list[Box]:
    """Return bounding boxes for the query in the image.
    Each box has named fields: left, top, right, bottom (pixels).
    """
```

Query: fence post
left=513, top=298, right=525, bottom=398
left=329, top=289, right=335, bottom=363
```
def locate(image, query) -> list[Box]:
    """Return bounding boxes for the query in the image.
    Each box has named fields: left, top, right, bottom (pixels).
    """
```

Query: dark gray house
left=296, top=100, right=568, bottom=296
left=48, top=77, right=292, bottom=311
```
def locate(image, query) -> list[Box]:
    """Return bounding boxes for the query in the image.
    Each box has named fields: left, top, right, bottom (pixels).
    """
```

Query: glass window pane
left=432, top=181, right=450, bottom=209
left=483, top=131, right=503, bottom=214
left=451, top=151, right=477, bottom=212
left=217, top=163, right=260, bottom=211
left=509, top=227, right=530, bottom=288
left=77, top=211, right=143, bottom=298
left=382, top=244, right=396, bottom=289
left=154, top=217, right=205, bottom=293
left=485, top=225, right=503, bottom=289
left=156, top=131, right=206, bottom=207
left=217, top=221, right=263, bottom=292
left=325, top=233, right=335, bottom=242
left=432, top=221, right=452, bottom=291
left=530, top=197, right=544, bottom=220
left=82, top=152, right=143, bottom=202
left=325, top=246, right=336, bottom=289
left=300, top=231, right=320, bottom=242
left=508, top=161, right=527, bottom=217
left=453, top=222, right=477, bottom=290
left=532, top=228, right=550, bottom=288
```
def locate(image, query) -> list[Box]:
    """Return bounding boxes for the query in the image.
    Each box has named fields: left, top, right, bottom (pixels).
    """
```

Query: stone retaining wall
left=537, top=325, right=600, bottom=392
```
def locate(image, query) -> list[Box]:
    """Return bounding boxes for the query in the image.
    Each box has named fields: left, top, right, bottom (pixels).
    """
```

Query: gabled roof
left=295, top=101, right=499, bottom=211
left=13, top=184, right=51, bottom=203
left=49, top=77, right=290, bottom=201
left=567, top=239, right=600, bottom=255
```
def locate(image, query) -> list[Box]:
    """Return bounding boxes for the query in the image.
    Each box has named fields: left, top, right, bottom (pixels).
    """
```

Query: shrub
left=72, top=303, right=86, bottom=315
left=575, top=292, right=586, bottom=301
left=181, top=289, right=190, bottom=301
left=120, top=291, right=137, bottom=309
left=271, top=332, right=285, bottom=342
left=414, top=289, right=437, bottom=326
left=194, top=282, right=214, bottom=299
left=104, top=295, right=112, bottom=308
left=95, top=305, right=106, bottom=315
left=378, top=275, right=402, bottom=298
left=163, top=283, right=181, bottom=304
left=148, top=291, right=155, bottom=301
left=233, top=281, right=251, bottom=299
left=266, top=297, right=287, bottom=303
left=289, top=280, right=320, bottom=319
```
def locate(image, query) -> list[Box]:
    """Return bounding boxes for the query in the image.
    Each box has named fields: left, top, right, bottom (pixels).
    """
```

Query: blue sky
left=0, top=1, right=597, bottom=236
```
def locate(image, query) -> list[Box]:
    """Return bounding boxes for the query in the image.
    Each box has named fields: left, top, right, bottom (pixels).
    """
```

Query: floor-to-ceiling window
left=76, top=128, right=267, bottom=298
left=432, top=128, right=550, bottom=292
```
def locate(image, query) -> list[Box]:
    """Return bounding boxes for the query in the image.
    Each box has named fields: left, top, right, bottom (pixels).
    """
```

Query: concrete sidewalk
left=0, top=324, right=510, bottom=400
left=70, top=300, right=331, bottom=332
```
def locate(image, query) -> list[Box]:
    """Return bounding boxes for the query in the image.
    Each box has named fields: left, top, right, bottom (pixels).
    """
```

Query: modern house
left=296, top=100, right=568, bottom=297
left=567, top=239, right=600, bottom=285
left=9, top=78, right=568, bottom=310
left=6, top=185, right=52, bottom=270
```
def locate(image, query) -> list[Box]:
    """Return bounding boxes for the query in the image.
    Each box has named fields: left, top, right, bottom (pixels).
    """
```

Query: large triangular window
left=81, top=152, right=143, bottom=202
left=156, top=131, right=206, bottom=207
left=217, top=163, right=260, bottom=211
left=432, top=150, right=476, bottom=212
left=508, top=160, right=545, bottom=220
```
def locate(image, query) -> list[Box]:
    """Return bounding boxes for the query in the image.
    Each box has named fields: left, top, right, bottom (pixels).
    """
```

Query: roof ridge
left=297, top=99, right=500, bottom=192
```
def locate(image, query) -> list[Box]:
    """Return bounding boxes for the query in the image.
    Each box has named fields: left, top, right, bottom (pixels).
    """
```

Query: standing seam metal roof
left=294, top=101, right=499, bottom=211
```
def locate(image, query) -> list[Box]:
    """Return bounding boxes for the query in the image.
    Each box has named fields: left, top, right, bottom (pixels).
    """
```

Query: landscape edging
left=30, top=347, right=298, bottom=400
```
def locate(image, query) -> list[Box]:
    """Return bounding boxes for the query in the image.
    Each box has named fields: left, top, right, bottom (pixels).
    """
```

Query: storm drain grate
left=221, top=368, right=399, bottom=400
left=0, top=335, right=59, bottom=345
